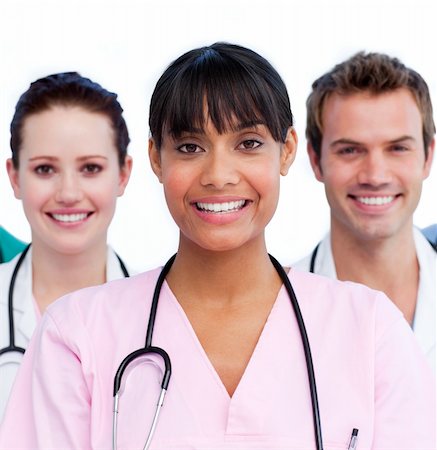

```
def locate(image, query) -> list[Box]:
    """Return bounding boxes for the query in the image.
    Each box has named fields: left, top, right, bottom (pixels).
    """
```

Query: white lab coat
left=293, top=228, right=437, bottom=371
left=0, top=246, right=131, bottom=421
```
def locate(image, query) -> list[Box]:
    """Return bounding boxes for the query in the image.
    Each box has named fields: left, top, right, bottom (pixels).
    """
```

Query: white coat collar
left=8, top=247, right=37, bottom=342
left=106, top=247, right=131, bottom=280
left=8, top=246, right=131, bottom=343
left=313, top=234, right=337, bottom=278
left=411, top=227, right=436, bottom=369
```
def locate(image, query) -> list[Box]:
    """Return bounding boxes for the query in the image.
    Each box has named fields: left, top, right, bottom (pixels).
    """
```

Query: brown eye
left=35, top=165, right=54, bottom=175
left=338, top=146, right=359, bottom=155
left=82, top=164, right=102, bottom=174
left=238, top=139, right=262, bottom=150
left=178, top=143, right=202, bottom=153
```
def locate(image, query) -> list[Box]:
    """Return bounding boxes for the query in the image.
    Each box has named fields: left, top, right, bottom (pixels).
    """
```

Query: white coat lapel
left=14, top=247, right=37, bottom=344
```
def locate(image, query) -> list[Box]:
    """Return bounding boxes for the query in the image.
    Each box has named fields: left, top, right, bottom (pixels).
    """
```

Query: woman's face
left=149, top=118, right=296, bottom=253
left=7, top=105, right=132, bottom=255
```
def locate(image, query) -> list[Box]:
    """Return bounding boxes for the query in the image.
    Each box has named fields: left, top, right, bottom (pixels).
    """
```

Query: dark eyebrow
left=387, top=135, right=416, bottom=144
left=77, top=155, right=108, bottom=161
left=28, top=156, right=57, bottom=162
left=330, top=135, right=417, bottom=148
left=329, top=138, right=362, bottom=148
left=235, top=120, right=266, bottom=131
left=28, top=155, right=108, bottom=162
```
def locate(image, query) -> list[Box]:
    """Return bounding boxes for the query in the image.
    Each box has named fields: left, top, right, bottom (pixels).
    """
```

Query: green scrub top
left=0, top=226, right=27, bottom=263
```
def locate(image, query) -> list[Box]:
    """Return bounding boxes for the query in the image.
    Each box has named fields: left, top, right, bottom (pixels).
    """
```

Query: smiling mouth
left=195, top=200, right=247, bottom=213
left=355, top=196, right=395, bottom=206
left=49, top=213, right=92, bottom=223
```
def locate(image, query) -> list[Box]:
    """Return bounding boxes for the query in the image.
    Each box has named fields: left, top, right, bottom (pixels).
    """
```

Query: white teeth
left=196, top=200, right=246, bottom=213
left=51, top=213, right=88, bottom=223
left=357, top=196, right=394, bottom=206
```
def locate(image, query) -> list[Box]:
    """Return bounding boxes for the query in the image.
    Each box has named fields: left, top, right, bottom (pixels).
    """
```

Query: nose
left=54, top=172, right=84, bottom=204
left=357, top=151, right=392, bottom=187
left=199, top=149, right=240, bottom=189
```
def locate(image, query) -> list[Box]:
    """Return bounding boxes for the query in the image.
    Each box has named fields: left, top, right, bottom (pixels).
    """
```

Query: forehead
left=321, top=88, right=423, bottom=144
left=21, top=105, right=114, bottom=148
left=19, top=106, right=117, bottom=163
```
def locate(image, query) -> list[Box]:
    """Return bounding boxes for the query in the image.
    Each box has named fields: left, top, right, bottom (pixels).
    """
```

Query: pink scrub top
left=0, top=267, right=434, bottom=449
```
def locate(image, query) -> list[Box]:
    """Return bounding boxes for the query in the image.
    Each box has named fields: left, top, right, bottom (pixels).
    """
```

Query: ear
left=307, top=142, right=324, bottom=182
left=280, top=128, right=298, bottom=176
left=423, top=137, right=435, bottom=179
left=6, top=159, right=22, bottom=199
left=148, top=138, right=163, bottom=183
left=117, top=155, right=133, bottom=196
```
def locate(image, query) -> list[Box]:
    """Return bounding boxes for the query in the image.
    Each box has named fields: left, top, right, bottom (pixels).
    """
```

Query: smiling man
left=294, top=52, right=436, bottom=370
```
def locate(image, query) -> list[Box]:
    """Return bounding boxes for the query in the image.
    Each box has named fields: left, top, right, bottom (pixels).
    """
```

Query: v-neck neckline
left=161, top=279, right=287, bottom=403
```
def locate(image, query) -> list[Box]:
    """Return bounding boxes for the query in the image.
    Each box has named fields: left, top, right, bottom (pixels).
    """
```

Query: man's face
left=308, top=88, right=434, bottom=242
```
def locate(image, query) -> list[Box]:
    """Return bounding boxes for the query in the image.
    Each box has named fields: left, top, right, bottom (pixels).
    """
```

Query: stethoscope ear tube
left=2, top=244, right=32, bottom=356
left=2, top=244, right=130, bottom=358
left=145, top=254, right=176, bottom=348
left=269, top=254, right=323, bottom=450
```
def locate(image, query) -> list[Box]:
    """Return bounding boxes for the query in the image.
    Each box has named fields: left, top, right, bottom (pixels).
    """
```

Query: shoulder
left=289, top=268, right=405, bottom=340
left=0, top=254, right=18, bottom=277
left=421, top=224, right=437, bottom=248
left=45, top=266, right=163, bottom=329
left=0, top=227, right=27, bottom=262
left=414, top=226, right=437, bottom=260
left=38, top=266, right=167, bottom=370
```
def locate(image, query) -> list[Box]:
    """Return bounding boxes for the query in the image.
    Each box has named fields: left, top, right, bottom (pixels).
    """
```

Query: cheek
left=322, top=162, right=350, bottom=188
left=162, top=166, right=191, bottom=198
left=19, top=177, right=52, bottom=208
left=253, top=160, right=280, bottom=192
left=86, top=179, right=120, bottom=210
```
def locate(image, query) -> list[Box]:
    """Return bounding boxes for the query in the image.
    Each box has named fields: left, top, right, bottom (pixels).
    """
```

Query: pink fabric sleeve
left=372, top=293, right=436, bottom=449
left=0, top=310, right=92, bottom=449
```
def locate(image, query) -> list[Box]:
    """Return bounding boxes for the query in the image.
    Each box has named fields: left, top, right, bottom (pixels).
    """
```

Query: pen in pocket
left=347, top=428, right=359, bottom=450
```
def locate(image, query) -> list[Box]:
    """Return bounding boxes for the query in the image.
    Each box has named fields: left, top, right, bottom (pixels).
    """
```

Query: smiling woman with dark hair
left=0, top=44, right=434, bottom=449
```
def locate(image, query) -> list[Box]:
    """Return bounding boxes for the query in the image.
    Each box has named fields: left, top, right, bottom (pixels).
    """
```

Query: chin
left=45, top=239, right=95, bottom=256
left=353, top=223, right=401, bottom=242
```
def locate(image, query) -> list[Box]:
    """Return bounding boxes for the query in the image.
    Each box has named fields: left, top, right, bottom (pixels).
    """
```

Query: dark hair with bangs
left=149, top=42, right=293, bottom=149
left=10, top=71, right=130, bottom=168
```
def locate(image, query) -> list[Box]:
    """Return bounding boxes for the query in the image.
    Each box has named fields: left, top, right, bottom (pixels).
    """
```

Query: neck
left=167, top=235, right=281, bottom=309
left=31, top=240, right=108, bottom=313
left=331, top=223, right=419, bottom=324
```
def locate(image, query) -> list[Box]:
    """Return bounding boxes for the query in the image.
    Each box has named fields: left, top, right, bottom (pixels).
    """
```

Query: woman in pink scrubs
left=0, top=43, right=434, bottom=449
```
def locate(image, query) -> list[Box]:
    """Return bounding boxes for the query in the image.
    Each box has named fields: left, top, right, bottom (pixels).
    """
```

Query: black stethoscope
left=309, top=243, right=321, bottom=274
left=112, top=254, right=323, bottom=450
left=0, top=243, right=129, bottom=359
left=309, top=233, right=437, bottom=274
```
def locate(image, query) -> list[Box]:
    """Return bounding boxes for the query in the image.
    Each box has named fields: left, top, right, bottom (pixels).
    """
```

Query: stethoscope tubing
left=0, top=243, right=129, bottom=358
left=309, top=243, right=320, bottom=274
left=0, top=244, right=31, bottom=357
left=112, top=256, right=175, bottom=450
left=113, top=254, right=324, bottom=450
left=269, top=254, right=323, bottom=450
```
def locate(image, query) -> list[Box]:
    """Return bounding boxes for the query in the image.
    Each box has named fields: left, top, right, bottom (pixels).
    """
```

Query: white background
left=0, top=0, right=436, bottom=271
